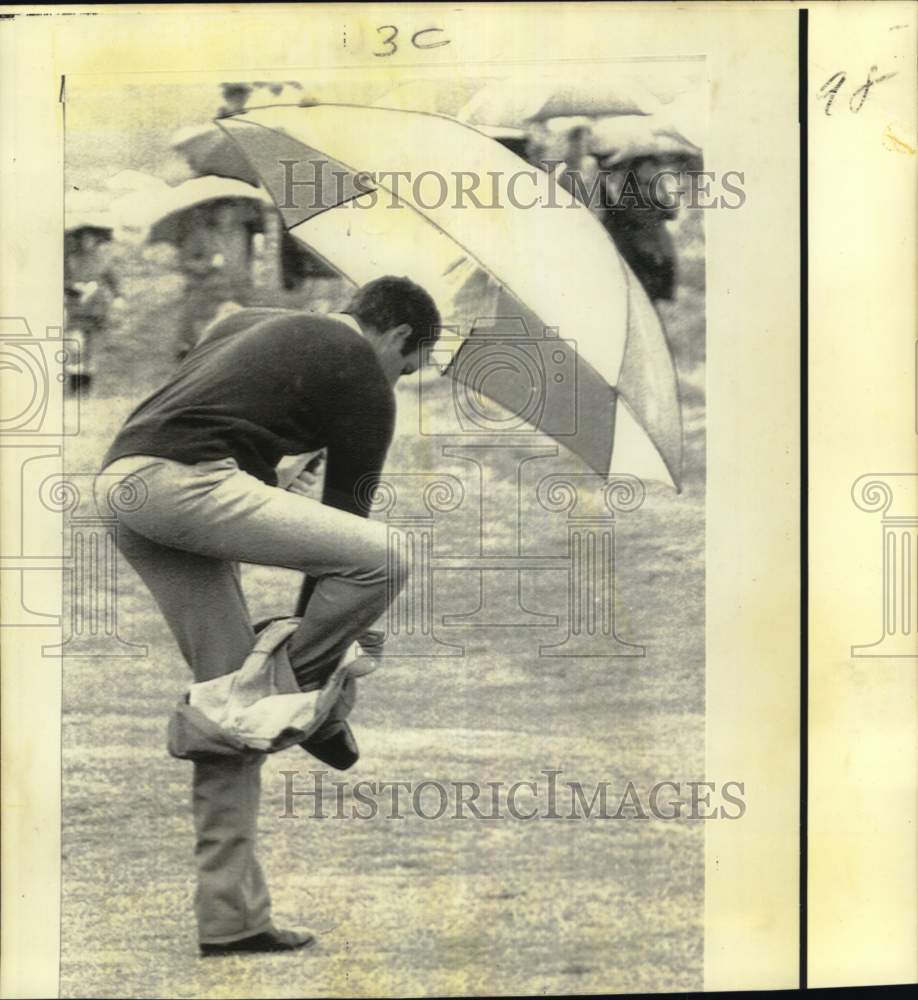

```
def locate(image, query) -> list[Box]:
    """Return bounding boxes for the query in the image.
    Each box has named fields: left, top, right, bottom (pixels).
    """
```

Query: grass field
left=59, top=217, right=706, bottom=997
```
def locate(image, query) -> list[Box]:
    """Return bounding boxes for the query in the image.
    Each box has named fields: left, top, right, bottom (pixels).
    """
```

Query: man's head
left=344, top=276, right=441, bottom=383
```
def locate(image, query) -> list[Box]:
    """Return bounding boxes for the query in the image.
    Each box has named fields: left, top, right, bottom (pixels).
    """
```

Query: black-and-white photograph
left=59, top=54, right=710, bottom=999
left=7, top=3, right=917, bottom=996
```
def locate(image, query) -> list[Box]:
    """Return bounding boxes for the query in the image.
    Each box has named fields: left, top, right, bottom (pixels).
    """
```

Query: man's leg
left=191, top=754, right=272, bottom=944
left=115, top=523, right=273, bottom=944
left=107, top=456, right=408, bottom=942
left=112, top=456, right=407, bottom=689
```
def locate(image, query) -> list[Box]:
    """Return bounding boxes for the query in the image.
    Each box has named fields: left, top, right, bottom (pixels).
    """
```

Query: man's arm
left=293, top=338, right=394, bottom=618
left=319, top=340, right=395, bottom=517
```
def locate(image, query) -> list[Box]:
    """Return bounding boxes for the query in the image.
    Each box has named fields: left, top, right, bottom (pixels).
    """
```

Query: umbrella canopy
left=65, top=188, right=117, bottom=239
left=372, top=78, right=490, bottom=117
left=65, top=221, right=114, bottom=241
left=589, top=114, right=702, bottom=166
left=65, top=205, right=114, bottom=238
left=104, top=169, right=169, bottom=198
left=142, top=176, right=274, bottom=245
left=458, top=71, right=661, bottom=128
left=171, top=123, right=262, bottom=185
left=103, top=172, right=170, bottom=244
left=218, top=104, right=682, bottom=488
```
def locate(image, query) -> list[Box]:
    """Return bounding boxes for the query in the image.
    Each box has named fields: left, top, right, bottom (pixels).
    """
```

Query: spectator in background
left=64, top=226, right=123, bottom=393
left=527, top=119, right=687, bottom=305
left=600, top=156, right=681, bottom=304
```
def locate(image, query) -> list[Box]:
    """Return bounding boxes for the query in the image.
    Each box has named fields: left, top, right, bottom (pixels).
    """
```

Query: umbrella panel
left=217, top=119, right=367, bottom=230
left=447, top=311, right=618, bottom=476
left=616, top=263, right=684, bottom=487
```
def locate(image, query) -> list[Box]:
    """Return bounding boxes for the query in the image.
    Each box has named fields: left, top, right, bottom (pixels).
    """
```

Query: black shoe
left=200, top=926, right=315, bottom=957
left=300, top=720, right=359, bottom=770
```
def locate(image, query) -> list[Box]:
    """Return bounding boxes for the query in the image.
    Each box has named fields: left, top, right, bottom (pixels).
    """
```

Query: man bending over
left=98, top=276, right=440, bottom=955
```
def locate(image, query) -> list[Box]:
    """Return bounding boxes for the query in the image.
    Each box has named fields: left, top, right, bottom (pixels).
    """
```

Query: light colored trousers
left=100, top=455, right=404, bottom=944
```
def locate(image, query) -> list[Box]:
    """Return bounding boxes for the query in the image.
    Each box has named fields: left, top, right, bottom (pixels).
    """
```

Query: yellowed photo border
left=1, top=2, right=910, bottom=995
left=808, top=2, right=917, bottom=988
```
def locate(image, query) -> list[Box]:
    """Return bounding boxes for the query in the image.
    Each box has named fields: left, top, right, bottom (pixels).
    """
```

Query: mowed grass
left=60, top=217, right=706, bottom=998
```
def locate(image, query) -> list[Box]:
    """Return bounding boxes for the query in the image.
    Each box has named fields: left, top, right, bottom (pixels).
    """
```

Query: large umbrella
left=372, top=78, right=490, bottom=117
left=141, top=176, right=274, bottom=245
left=217, top=104, right=682, bottom=489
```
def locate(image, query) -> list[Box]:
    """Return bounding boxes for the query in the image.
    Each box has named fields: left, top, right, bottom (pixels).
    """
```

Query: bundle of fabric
left=168, top=619, right=376, bottom=760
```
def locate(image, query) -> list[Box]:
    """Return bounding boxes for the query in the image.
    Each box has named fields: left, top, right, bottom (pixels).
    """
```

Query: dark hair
left=344, top=276, right=441, bottom=357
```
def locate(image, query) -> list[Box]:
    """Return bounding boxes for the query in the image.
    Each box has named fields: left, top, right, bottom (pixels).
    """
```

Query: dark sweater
left=103, top=309, right=395, bottom=517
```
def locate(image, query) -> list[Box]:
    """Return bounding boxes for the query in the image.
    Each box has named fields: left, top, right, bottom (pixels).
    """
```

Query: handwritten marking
left=374, top=24, right=399, bottom=57
left=818, top=71, right=846, bottom=116
left=372, top=23, right=451, bottom=57
left=818, top=66, right=897, bottom=116
left=411, top=27, right=451, bottom=50
left=849, top=66, right=898, bottom=113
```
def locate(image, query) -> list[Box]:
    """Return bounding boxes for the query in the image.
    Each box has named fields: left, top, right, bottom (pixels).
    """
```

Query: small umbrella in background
left=65, top=186, right=114, bottom=234
left=217, top=104, right=683, bottom=490
left=104, top=168, right=169, bottom=197
left=141, top=176, right=273, bottom=245
left=458, top=70, right=661, bottom=129
left=64, top=204, right=114, bottom=242
left=104, top=170, right=171, bottom=243
left=589, top=114, right=702, bottom=167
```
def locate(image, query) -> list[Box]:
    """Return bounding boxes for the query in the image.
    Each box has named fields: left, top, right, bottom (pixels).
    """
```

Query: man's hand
left=288, top=460, right=322, bottom=497
left=278, top=450, right=325, bottom=496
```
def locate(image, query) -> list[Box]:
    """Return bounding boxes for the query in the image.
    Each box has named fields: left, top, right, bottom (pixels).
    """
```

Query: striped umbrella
left=170, top=123, right=262, bottom=185
left=217, top=104, right=683, bottom=489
